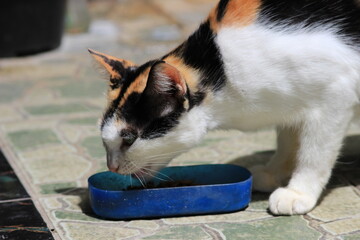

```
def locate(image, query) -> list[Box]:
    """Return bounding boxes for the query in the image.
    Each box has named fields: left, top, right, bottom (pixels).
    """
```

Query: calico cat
left=89, top=0, right=360, bottom=215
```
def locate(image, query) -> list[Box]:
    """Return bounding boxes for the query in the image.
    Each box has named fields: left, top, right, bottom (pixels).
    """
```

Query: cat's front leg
left=269, top=109, right=353, bottom=215
left=250, top=126, right=298, bottom=192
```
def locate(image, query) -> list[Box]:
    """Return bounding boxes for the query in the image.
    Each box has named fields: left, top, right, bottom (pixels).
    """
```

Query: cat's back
left=212, top=0, right=360, bottom=112
left=212, top=0, right=360, bottom=45
left=167, top=0, right=360, bottom=102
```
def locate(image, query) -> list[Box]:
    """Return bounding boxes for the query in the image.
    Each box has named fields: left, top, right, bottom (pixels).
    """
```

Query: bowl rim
left=88, top=164, right=252, bottom=193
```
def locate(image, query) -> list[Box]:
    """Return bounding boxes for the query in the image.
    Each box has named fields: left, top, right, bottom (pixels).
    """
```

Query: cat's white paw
left=269, top=187, right=317, bottom=215
left=250, top=165, right=280, bottom=192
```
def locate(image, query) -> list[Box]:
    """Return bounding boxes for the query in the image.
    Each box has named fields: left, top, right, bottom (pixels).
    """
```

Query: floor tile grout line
left=202, top=224, right=226, bottom=240
left=303, top=214, right=333, bottom=239
left=0, top=197, right=32, bottom=204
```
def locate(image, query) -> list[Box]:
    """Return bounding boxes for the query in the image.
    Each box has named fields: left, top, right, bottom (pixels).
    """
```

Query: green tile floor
left=1, top=0, right=360, bottom=239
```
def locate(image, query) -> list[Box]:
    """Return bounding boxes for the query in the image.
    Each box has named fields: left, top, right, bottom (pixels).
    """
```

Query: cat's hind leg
left=250, top=126, right=298, bottom=192
left=269, top=108, right=353, bottom=215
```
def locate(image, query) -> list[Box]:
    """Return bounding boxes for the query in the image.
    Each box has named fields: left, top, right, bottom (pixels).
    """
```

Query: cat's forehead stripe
left=114, top=60, right=158, bottom=108
left=101, top=71, right=137, bottom=129
left=102, top=61, right=157, bottom=128
left=118, top=68, right=150, bottom=108
left=107, top=70, right=148, bottom=108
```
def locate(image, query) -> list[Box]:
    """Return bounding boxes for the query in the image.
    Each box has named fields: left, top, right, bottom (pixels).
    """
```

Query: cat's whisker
left=133, top=171, right=146, bottom=188
left=128, top=162, right=146, bottom=187
left=143, top=156, right=169, bottom=161
left=141, top=169, right=168, bottom=182
left=129, top=160, right=172, bottom=182
left=336, top=160, right=357, bottom=165
left=129, top=161, right=158, bottom=185
left=144, top=156, right=174, bottom=161
left=143, top=167, right=173, bottom=181
left=146, top=154, right=184, bottom=159
left=144, top=158, right=177, bottom=164
left=143, top=154, right=186, bottom=163
left=140, top=174, right=147, bottom=186
left=144, top=163, right=169, bottom=166
left=144, top=150, right=187, bottom=160
left=145, top=158, right=173, bottom=163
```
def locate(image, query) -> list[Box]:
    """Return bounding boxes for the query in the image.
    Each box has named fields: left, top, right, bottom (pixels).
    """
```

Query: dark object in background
left=0, top=0, right=66, bottom=58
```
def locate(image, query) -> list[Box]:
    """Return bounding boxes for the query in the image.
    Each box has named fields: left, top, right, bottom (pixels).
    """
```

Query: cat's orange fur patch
left=209, top=0, right=261, bottom=30
left=108, top=88, right=121, bottom=102
left=164, top=55, right=201, bottom=92
left=208, top=7, right=219, bottom=32
left=222, top=0, right=261, bottom=27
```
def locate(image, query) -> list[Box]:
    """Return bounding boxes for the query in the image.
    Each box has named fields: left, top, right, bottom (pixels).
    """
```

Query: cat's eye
left=120, top=130, right=137, bottom=147
left=123, top=135, right=137, bottom=146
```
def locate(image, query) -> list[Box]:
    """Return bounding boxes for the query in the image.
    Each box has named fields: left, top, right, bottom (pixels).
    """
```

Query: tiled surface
left=0, top=151, right=29, bottom=201
left=0, top=0, right=359, bottom=239
left=0, top=151, right=54, bottom=240
left=0, top=200, right=54, bottom=240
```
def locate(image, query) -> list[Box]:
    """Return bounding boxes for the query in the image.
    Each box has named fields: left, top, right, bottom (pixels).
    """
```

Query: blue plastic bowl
left=88, top=164, right=252, bottom=219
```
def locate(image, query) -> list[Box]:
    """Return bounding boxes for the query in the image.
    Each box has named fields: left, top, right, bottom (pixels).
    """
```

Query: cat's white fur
left=215, top=25, right=360, bottom=215
left=103, top=24, right=360, bottom=215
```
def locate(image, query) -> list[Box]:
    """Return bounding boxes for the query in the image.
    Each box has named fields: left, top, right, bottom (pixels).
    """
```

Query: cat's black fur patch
left=259, top=0, right=360, bottom=45
left=117, top=62, right=188, bottom=139
left=117, top=60, right=158, bottom=101
left=187, top=88, right=206, bottom=110
left=121, top=90, right=186, bottom=139
left=109, top=78, right=120, bottom=90
left=100, top=60, right=158, bottom=130
left=217, top=0, right=230, bottom=22
left=171, top=20, right=227, bottom=92
left=141, top=110, right=183, bottom=139
left=119, top=81, right=204, bottom=139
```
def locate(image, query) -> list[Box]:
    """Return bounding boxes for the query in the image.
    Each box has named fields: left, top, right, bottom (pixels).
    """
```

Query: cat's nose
left=106, top=152, right=120, bottom=173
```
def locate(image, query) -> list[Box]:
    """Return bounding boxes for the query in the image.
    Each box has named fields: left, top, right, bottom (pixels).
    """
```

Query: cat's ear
left=142, top=61, right=187, bottom=118
left=146, top=61, right=187, bottom=96
left=88, top=49, right=136, bottom=83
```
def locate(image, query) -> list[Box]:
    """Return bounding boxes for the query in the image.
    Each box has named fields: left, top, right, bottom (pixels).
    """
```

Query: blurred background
left=0, top=0, right=213, bottom=60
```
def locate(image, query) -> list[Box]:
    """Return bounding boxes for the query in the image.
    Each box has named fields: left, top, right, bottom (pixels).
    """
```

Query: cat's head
left=89, top=49, right=206, bottom=178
